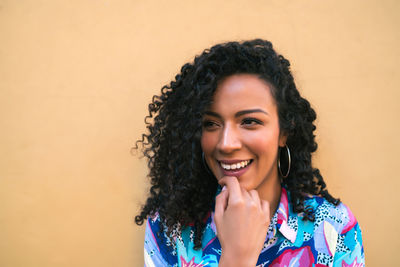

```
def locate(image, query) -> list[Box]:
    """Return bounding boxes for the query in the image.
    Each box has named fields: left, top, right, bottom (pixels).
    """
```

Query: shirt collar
left=273, top=187, right=297, bottom=243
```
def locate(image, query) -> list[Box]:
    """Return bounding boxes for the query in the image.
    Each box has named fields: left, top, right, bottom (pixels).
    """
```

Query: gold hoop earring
left=278, top=145, right=291, bottom=178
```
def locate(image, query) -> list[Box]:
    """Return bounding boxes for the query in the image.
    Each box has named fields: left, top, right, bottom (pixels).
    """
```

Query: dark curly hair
left=134, top=39, right=340, bottom=249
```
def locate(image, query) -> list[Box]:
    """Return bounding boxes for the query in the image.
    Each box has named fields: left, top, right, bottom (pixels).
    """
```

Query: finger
left=261, top=200, right=271, bottom=222
left=241, top=186, right=252, bottom=202
left=248, top=189, right=262, bottom=209
left=218, top=176, right=242, bottom=204
left=215, top=189, right=228, bottom=219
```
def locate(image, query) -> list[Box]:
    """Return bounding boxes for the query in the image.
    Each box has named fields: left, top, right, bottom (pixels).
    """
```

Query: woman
left=135, top=39, right=364, bottom=267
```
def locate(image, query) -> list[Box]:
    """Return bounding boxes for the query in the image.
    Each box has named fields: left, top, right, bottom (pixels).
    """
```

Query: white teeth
left=220, top=160, right=251, bottom=171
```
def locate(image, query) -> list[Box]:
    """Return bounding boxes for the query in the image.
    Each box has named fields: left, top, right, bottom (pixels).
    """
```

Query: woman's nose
left=216, top=124, right=241, bottom=153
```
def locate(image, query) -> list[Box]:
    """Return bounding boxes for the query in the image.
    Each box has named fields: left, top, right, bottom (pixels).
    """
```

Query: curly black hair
left=134, top=39, right=340, bottom=250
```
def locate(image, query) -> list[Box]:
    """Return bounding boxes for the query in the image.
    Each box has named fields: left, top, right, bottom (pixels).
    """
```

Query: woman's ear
left=278, top=131, right=288, bottom=147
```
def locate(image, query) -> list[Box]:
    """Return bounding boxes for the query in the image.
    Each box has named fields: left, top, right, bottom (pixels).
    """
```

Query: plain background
left=1, top=0, right=399, bottom=266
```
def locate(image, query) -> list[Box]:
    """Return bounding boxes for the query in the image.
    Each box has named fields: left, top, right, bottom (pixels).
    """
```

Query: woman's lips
left=218, top=159, right=253, bottom=177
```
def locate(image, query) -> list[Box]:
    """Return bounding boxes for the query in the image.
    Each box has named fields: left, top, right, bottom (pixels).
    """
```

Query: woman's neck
left=257, top=177, right=282, bottom=217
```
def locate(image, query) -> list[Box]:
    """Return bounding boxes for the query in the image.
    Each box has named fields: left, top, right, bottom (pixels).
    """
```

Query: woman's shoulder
left=144, top=213, right=181, bottom=266
left=298, top=195, right=365, bottom=266
left=303, top=194, right=359, bottom=234
left=144, top=212, right=217, bottom=267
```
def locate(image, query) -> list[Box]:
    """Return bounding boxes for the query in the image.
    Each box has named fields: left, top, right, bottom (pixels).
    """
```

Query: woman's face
left=201, top=74, right=286, bottom=194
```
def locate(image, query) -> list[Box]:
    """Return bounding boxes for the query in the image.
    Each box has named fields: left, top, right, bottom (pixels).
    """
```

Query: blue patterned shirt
left=144, top=187, right=364, bottom=267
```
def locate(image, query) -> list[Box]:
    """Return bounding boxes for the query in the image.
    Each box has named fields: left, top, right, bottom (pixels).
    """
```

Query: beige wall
left=1, top=0, right=399, bottom=266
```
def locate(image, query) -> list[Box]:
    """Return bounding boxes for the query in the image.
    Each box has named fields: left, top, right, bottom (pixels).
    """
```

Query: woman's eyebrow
left=204, top=111, right=221, bottom=118
left=204, top=109, right=268, bottom=118
left=235, top=109, right=268, bottom=117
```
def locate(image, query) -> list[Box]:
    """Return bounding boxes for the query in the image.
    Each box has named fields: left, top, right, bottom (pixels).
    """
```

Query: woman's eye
left=202, top=120, right=219, bottom=129
left=242, top=118, right=263, bottom=126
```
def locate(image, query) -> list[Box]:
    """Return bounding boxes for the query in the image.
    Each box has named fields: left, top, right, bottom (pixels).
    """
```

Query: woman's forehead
left=207, top=74, right=277, bottom=112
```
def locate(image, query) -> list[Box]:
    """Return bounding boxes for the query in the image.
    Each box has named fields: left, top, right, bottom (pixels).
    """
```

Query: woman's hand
left=215, top=176, right=270, bottom=267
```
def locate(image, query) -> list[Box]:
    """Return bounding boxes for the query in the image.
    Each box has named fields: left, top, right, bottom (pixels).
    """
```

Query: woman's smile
left=218, top=159, right=253, bottom=176
left=201, top=74, right=287, bottom=198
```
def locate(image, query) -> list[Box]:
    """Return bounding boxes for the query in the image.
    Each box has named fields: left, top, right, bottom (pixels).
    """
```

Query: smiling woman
left=135, top=40, right=365, bottom=267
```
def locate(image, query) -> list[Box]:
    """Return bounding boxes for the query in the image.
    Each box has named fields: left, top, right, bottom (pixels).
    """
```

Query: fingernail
left=221, top=186, right=227, bottom=191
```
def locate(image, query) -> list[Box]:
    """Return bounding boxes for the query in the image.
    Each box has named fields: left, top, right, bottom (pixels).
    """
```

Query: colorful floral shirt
left=144, top=187, right=364, bottom=267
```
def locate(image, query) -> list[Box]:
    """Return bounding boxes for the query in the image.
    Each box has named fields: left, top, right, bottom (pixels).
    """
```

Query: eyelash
left=202, top=120, right=219, bottom=129
left=241, top=118, right=263, bottom=126
left=202, top=118, right=263, bottom=129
